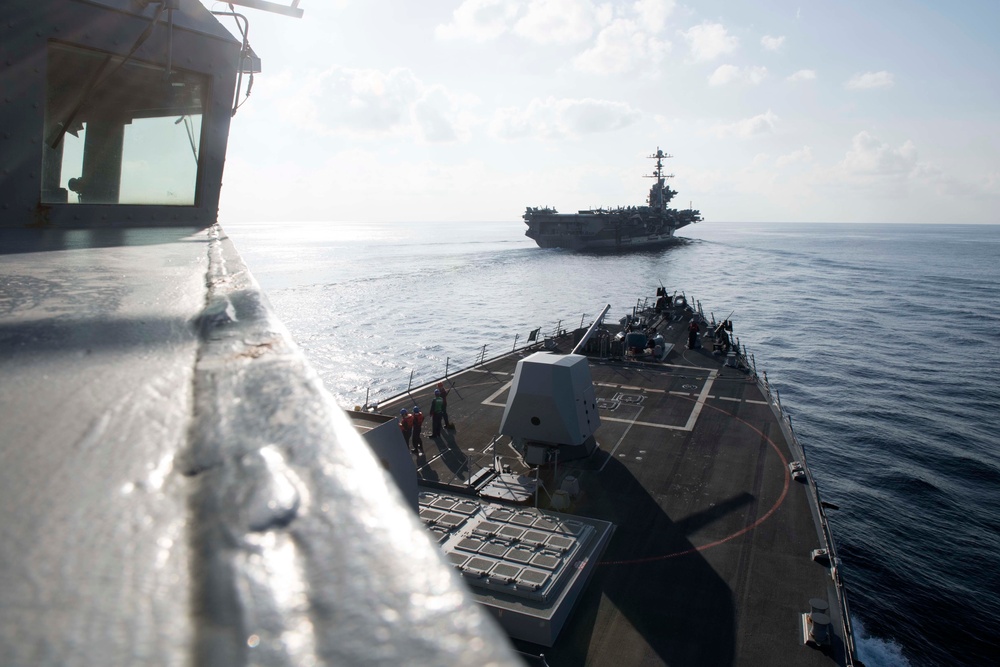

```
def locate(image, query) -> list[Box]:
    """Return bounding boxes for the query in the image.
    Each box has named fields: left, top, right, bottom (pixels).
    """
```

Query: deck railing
left=361, top=312, right=593, bottom=410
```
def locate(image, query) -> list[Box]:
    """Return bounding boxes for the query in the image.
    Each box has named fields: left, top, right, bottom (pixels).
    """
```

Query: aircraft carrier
left=523, top=150, right=702, bottom=250
left=1, top=1, right=858, bottom=665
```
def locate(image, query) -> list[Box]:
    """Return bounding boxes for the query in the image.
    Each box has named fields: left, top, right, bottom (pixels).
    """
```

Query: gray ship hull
left=531, top=228, right=679, bottom=250
left=524, top=210, right=691, bottom=251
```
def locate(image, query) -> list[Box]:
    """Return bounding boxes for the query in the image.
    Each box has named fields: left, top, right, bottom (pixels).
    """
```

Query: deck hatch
left=480, top=541, right=510, bottom=558
left=457, top=537, right=486, bottom=552
left=427, top=526, right=451, bottom=543
left=555, top=520, right=585, bottom=536
left=545, top=535, right=575, bottom=552
left=463, top=557, right=495, bottom=577
left=505, top=546, right=535, bottom=564
left=447, top=552, right=469, bottom=568
left=521, top=530, right=549, bottom=546
left=516, top=569, right=550, bottom=590
left=437, top=513, right=467, bottom=529
left=499, top=525, right=525, bottom=540
left=490, top=563, right=522, bottom=583
left=431, top=497, right=459, bottom=510
left=533, top=518, right=559, bottom=531
left=453, top=500, right=480, bottom=515
left=530, top=553, right=561, bottom=570
left=419, top=508, right=444, bottom=524
left=510, top=512, right=537, bottom=526
left=473, top=521, right=502, bottom=536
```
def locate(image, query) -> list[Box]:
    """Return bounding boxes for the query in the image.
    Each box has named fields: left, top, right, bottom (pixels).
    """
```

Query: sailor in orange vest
left=411, top=405, right=424, bottom=451
left=398, top=408, right=413, bottom=450
left=687, top=319, right=700, bottom=349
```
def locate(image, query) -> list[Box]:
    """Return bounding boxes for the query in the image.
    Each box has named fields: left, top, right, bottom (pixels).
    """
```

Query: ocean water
left=226, top=220, right=1000, bottom=667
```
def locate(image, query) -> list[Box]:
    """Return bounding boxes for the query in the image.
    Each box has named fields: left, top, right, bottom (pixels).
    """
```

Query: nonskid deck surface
left=380, top=310, right=844, bottom=666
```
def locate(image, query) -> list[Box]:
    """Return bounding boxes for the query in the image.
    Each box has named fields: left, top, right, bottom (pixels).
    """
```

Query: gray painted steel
left=0, top=226, right=522, bottom=666
left=379, top=302, right=857, bottom=666
left=500, top=352, right=600, bottom=447
left=1, top=0, right=237, bottom=228
left=0, top=3, right=523, bottom=665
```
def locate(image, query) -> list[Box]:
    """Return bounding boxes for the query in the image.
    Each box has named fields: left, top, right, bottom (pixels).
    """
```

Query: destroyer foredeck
left=379, top=299, right=852, bottom=666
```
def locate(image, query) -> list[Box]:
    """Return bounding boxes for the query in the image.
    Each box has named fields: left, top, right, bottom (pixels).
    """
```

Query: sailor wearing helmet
left=430, top=390, right=445, bottom=437
left=398, top=408, right=413, bottom=450
left=411, top=405, right=424, bottom=451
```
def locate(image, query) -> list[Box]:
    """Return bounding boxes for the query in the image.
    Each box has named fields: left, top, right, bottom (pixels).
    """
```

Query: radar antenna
left=644, top=147, right=675, bottom=183
left=644, top=147, right=675, bottom=211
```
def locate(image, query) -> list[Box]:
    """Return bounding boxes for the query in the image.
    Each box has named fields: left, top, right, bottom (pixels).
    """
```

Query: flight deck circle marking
left=598, top=394, right=791, bottom=567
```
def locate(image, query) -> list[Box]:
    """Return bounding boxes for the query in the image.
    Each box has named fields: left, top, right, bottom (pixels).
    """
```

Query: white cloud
left=776, top=146, right=813, bottom=167
left=787, top=69, right=816, bottom=82
left=632, top=0, right=676, bottom=32
left=575, top=18, right=670, bottom=74
left=713, top=110, right=779, bottom=139
left=284, top=66, right=477, bottom=143
left=761, top=35, right=785, bottom=51
left=435, top=0, right=520, bottom=42
left=435, top=0, right=618, bottom=45
left=823, top=132, right=1000, bottom=209
left=490, top=96, right=642, bottom=140
left=513, top=0, right=608, bottom=44
left=708, top=64, right=767, bottom=86
left=844, top=70, right=894, bottom=90
left=652, top=113, right=675, bottom=133
left=682, top=22, right=739, bottom=62
left=840, top=131, right=917, bottom=174
left=412, top=86, right=477, bottom=143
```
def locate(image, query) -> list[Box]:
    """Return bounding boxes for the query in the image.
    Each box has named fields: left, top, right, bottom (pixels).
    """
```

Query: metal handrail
left=362, top=312, right=589, bottom=408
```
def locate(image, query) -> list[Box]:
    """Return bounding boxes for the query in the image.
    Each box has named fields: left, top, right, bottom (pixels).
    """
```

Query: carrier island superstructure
left=523, top=149, right=702, bottom=250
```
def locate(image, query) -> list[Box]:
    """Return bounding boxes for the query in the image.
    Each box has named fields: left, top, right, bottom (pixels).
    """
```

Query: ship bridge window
left=41, top=42, right=207, bottom=206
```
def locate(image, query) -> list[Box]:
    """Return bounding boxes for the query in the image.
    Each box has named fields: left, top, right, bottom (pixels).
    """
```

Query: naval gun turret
left=499, top=352, right=601, bottom=465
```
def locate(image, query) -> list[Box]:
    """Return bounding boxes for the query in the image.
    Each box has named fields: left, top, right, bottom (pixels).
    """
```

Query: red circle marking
left=598, top=394, right=791, bottom=566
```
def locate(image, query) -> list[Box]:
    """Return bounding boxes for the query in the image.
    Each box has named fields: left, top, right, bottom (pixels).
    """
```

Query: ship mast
left=644, top=147, right=675, bottom=212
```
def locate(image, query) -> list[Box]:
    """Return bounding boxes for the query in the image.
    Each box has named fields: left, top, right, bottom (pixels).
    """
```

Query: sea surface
left=226, top=220, right=1000, bottom=667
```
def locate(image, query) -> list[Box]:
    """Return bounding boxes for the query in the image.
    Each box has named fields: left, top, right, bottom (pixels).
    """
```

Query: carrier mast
left=645, top=147, right=675, bottom=212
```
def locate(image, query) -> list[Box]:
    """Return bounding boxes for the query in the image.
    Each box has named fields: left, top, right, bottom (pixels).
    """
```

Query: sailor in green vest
left=436, top=382, right=453, bottom=429
left=430, top=389, right=445, bottom=437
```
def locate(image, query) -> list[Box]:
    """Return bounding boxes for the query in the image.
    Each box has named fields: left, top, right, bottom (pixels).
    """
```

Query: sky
left=205, top=0, right=1000, bottom=224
